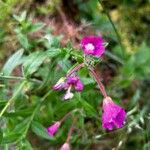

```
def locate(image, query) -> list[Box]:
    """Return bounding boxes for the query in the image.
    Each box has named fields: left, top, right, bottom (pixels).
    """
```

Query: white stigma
left=85, top=43, right=95, bottom=53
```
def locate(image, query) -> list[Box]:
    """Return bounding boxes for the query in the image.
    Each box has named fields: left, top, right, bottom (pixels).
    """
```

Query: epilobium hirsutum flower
left=81, top=35, right=105, bottom=57
left=53, top=74, right=84, bottom=100
left=67, top=74, right=84, bottom=92
left=47, top=121, right=61, bottom=136
left=60, top=142, right=70, bottom=150
left=102, top=97, right=126, bottom=130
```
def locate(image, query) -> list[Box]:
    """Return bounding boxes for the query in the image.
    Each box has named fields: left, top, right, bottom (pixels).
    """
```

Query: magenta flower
left=47, top=121, right=61, bottom=136
left=81, top=35, right=105, bottom=57
left=102, top=97, right=126, bottom=130
left=60, top=143, right=70, bottom=150
left=74, top=80, right=84, bottom=91
left=53, top=74, right=84, bottom=100
left=67, top=75, right=84, bottom=92
left=53, top=77, right=66, bottom=90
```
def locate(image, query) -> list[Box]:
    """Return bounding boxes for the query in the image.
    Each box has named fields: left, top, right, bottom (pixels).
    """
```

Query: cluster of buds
left=47, top=35, right=126, bottom=149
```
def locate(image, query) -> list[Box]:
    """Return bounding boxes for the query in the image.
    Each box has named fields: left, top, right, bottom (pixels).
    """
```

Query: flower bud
left=47, top=121, right=61, bottom=136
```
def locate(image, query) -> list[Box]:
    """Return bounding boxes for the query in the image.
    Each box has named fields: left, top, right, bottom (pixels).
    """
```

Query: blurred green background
left=0, top=0, right=150, bottom=150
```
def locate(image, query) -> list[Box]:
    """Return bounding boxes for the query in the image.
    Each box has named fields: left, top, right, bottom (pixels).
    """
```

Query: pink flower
left=102, top=97, right=126, bottom=130
left=53, top=77, right=66, bottom=90
left=81, top=35, right=105, bottom=57
left=63, top=91, right=74, bottom=100
left=60, top=143, right=70, bottom=150
left=74, top=80, right=84, bottom=91
left=53, top=74, right=84, bottom=100
left=47, top=121, right=61, bottom=136
left=67, top=74, right=84, bottom=92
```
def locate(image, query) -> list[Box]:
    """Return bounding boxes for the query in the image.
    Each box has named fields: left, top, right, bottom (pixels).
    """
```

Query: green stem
left=0, top=75, right=42, bottom=84
left=21, top=90, right=52, bottom=139
left=0, top=81, right=26, bottom=118
left=98, top=0, right=125, bottom=57
left=0, top=75, right=25, bottom=80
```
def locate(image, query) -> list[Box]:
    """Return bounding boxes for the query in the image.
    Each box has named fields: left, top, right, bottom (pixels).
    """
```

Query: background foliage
left=0, top=0, right=150, bottom=149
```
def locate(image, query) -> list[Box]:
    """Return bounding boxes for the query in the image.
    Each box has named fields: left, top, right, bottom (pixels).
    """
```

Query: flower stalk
left=89, top=67, right=107, bottom=98
left=66, top=63, right=84, bottom=77
left=66, top=117, right=76, bottom=143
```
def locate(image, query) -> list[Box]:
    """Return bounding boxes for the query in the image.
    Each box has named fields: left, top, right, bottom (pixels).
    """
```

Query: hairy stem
left=67, top=63, right=84, bottom=77
left=89, top=68, right=107, bottom=98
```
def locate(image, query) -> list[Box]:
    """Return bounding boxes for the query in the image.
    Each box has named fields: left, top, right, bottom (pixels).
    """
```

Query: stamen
left=85, top=43, right=95, bottom=53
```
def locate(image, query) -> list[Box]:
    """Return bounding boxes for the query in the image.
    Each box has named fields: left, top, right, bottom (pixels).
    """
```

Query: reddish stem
left=66, top=63, right=84, bottom=77
left=66, top=117, right=77, bottom=143
left=60, top=111, right=72, bottom=123
left=89, top=68, right=107, bottom=98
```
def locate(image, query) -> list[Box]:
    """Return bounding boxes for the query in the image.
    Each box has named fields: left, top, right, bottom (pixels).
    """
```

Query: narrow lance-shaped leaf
left=31, top=121, right=55, bottom=141
left=2, top=49, right=24, bottom=75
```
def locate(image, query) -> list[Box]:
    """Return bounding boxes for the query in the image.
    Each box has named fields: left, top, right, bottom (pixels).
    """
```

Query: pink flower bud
left=53, top=77, right=66, bottom=90
left=60, top=143, right=70, bottom=150
left=47, top=121, right=61, bottom=136
left=102, top=97, right=126, bottom=130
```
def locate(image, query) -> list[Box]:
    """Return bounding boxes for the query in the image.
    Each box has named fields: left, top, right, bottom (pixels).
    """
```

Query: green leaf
left=58, top=59, right=71, bottom=72
left=17, top=33, right=30, bottom=49
left=23, top=51, right=47, bottom=76
left=47, top=48, right=62, bottom=57
left=4, top=107, right=34, bottom=117
left=81, top=77, right=95, bottom=85
left=29, top=22, right=45, bottom=33
left=31, top=121, right=55, bottom=141
left=2, top=49, right=24, bottom=75
left=78, top=98, right=98, bottom=118
left=0, top=101, right=7, bottom=110
left=18, top=139, right=33, bottom=150
left=54, top=100, right=78, bottom=117
left=13, top=11, right=27, bottom=22
left=2, top=133, right=22, bottom=144
left=12, top=118, right=30, bottom=133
